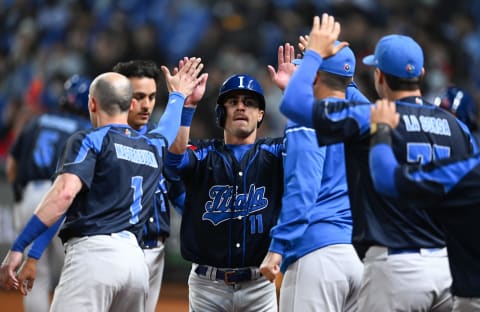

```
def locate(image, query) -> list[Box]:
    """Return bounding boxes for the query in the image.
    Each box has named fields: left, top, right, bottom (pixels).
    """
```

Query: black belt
left=141, top=235, right=167, bottom=249
left=388, top=248, right=421, bottom=255
left=387, top=247, right=443, bottom=255
left=195, top=265, right=261, bottom=285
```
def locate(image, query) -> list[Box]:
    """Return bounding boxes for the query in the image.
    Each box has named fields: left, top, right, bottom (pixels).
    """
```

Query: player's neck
left=314, top=81, right=346, bottom=100
left=224, top=131, right=256, bottom=145
left=316, top=89, right=345, bottom=100
left=387, top=89, right=422, bottom=102
left=92, top=111, right=129, bottom=128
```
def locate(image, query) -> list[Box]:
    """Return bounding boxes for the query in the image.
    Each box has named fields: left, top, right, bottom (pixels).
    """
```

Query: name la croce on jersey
left=311, top=97, right=476, bottom=253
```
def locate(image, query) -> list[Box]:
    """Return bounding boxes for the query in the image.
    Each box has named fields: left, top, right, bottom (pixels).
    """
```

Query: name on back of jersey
left=114, top=143, right=158, bottom=168
left=403, top=114, right=451, bottom=136
left=202, top=184, right=268, bottom=225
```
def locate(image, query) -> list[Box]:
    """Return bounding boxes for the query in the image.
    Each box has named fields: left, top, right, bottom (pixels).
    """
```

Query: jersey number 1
left=130, top=176, right=144, bottom=224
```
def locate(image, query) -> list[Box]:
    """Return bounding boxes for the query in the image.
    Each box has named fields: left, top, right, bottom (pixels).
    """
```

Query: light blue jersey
left=269, top=97, right=353, bottom=272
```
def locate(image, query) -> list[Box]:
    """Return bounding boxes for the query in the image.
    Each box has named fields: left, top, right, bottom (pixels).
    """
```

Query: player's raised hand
left=17, top=257, right=37, bottom=296
left=268, top=43, right=297, bottom=91
left=161, top=57, right=205, bottom=98
left=259, top=251, right=282, bottom=283
left=307, top=14, right=348, bottom=59
left=371, top=99, right=400, bottom=129
left=298, top=35, right=309, bottom=54
left=175, top=57, right=209, bottom=107
left=0, top=250, right=23, bottom=290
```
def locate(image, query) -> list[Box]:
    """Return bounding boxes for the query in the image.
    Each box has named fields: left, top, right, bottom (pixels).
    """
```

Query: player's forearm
left=369, top=124, right=399, bottom=197
left=169, top=107, right=195, bottom=155
left=5, top=155, right=17, bottom=184
left=152, top=92, right=185, bottom=145
left=270, top=127, right=322, bottom=248
left=35, top=173, right=81, bottom=226
left=279, top=50, right=321, bottom=128
left=28, top=216, right=65, bottom=259
left=169, top=127, right=190, bottom=154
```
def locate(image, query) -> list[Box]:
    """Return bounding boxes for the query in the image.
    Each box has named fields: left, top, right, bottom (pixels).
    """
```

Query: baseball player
left=260, top=42, right=364, bottom=311
left=4, top=74, right=91, bottom=312
left=166, top=71, right=283, bottom=312
left=369, top=99, right=480, bottom=311
left=11, top=61, right=187, bottom=312
left=113, top=59, right=186, bottom=312
left=0, top=60, right=203, bottom=311
left=280, top=14, right=477, bottom=311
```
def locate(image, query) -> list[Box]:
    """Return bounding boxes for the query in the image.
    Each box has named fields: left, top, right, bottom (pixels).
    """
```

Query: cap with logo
left=292, top=41, right=355, bottom=77
left=362, top=34, right=423, bottom=79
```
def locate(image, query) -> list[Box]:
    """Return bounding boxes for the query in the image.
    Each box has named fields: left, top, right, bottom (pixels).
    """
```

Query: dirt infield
left=0, top=283, right=189, bottom=311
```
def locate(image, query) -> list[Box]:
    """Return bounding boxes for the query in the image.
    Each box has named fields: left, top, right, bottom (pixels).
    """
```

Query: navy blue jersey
left=137, top=122, right=171, bottom=246
left=56, top=125, right=166, bottom=243
left=370, top=139, right=480, bottom=297
left=9, top=112, right=90, bottom=201
left=311, top=97, right=476, bottom=253
left=167, top=137, right=284, bottom=268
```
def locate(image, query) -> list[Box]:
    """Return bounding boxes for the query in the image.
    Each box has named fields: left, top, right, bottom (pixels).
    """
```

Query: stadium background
left=0, top=0, right=479, bottom=310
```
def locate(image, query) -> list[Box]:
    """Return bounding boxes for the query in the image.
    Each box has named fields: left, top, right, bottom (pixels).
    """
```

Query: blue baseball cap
left=292, top=41, right=355, bottom=77
left=362, top=34, right=423, bottom=79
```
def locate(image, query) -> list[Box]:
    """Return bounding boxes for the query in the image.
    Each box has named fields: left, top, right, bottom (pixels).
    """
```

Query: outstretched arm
left=0, top=173, right=81, bottom=290
left=259, top=252, right=282, bottom=283
left=369, top=99, right=401, bottom=197
left=169, top=57, right=209, bottom=155
left=15, top=216, right=64, bottom=295
left=151, top=57, right=205, bottom=146
left=268, top=43, right=297, bottom=92
left=280, top=14, right=347, bottom=126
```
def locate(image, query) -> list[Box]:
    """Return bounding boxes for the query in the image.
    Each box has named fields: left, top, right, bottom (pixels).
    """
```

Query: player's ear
left=129, top=99, right=136, bottom=113
left=258, top=110, right=264, bottom=123
left=375, top=68, right=384, bottom=84
left=420, top=67, right=425, bottom=79
left=89, top=96, right=97, bottom=113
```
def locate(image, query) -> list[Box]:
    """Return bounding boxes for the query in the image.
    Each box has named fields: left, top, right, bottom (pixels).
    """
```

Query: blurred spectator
left=1, top=0, right=479, bottom=155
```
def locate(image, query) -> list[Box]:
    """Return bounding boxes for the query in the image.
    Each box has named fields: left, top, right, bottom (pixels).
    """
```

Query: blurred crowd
left=1, top=0, right=480, bottom=166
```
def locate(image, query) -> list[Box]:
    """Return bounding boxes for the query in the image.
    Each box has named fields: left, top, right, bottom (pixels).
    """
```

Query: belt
left=141, top=235, right=167, bottom=249
left=387, top=247, right=443, bottom=255
left=195, top=265, right=261, bottom=285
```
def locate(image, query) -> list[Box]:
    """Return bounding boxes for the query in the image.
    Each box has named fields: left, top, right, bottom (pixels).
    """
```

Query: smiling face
left=128, top=77, right=157, bottom=130
left=222, top=91, right=264, bottom=144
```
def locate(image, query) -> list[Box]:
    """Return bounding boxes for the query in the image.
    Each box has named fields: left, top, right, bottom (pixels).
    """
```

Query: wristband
left=11, top=215, right=48, bottom=253
left=181, top=107, right=196, bottom=126
left=370, top=123, right=393, bottom=147
left=28, top=216, right=64, bottom=259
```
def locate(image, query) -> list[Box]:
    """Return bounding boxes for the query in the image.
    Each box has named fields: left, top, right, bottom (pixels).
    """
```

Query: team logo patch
left=344, top=63, right=350, bottom=72
left=125, top=128, right=131, bottom=136
left=203, top=184, right=268, bottom=225
left=406, top=64, right=415, bottom=73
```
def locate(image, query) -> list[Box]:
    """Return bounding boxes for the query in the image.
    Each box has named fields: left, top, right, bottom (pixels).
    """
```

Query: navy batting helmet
left=434, top=86, right=478, bottom=131
left=215, top=74, right=266, bottom=128
left=63, top=74, right=91, bottom=115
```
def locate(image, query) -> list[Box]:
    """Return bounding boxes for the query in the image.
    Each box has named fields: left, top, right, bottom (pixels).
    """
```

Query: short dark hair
left=384, top=72, right=422, bottom=91
left=317, top=71, right=353, bottom=92
left=112, top=60, right=161, bottom=82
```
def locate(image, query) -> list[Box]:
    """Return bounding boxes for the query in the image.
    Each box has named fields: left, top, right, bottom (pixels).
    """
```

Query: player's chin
left=138, top=113, right=150, bottom=121
left=232, top=127, right=255, bottom=137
